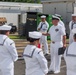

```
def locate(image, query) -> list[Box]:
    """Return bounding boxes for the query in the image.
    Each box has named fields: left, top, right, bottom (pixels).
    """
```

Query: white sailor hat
left=29, top=31, right=42, bottom=39
left=71, top=28, right=76, bottom=33
left=0, top=25, right=11, bottom=30
left=55, top=14, right=61, bottom=17
left=41, top=15, right=46, bottom=18
left=72, top=14, right=76, bottom=17
left=52, top=15, right=60, bottom=20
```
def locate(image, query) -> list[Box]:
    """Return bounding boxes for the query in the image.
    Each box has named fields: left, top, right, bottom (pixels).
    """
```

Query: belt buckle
left=52, top=41, right=55, bottom=44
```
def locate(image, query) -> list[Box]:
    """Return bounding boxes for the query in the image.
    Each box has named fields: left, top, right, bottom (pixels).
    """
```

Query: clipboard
left=58, top=47, right=66, bottom=55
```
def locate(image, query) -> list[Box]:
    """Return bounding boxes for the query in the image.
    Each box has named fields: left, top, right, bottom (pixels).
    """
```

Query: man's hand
left=63, top=44, right=66, bottom=48
left=38, top=28, right=40, bottom=31
left=41, top=32, right=46, bottom=35
left=41, top=32, right=50, bottom=36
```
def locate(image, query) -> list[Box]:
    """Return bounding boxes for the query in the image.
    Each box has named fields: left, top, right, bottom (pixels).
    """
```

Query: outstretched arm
left=42, top=32, right=50, bottom=36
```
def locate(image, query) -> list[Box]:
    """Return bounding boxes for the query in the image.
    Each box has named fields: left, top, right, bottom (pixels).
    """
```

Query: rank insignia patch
left=55, top=29, right=59, bottom=32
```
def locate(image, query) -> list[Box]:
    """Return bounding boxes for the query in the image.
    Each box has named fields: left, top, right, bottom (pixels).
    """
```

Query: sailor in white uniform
left=37, top=15, right=49, bottom=55
left=23, top=31, right=48, bottom=75
left=69, top=14, right=76, bottom=44
left=55, top=14, right=65, bottom=30
left=64, top=33, right=76, bottom=75
left=0, top=25, right=18, bottom=75
left=69, top=28, right=76, bottom=44
left=43, top=15, right=66, bottom=74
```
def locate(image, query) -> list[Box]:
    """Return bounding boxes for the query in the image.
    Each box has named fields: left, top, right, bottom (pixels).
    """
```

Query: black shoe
left=47, top=71, right=54, bottom=74
left=44, top=53, right=49, bottom=56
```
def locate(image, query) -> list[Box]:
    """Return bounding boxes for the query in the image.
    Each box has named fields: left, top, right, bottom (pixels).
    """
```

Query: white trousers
left=26, top=69, right=45, bottom=75
left=49, top=41, right=63, bottom=72
left=0, top=68, right=14, bottom=75
left=40, top=35, right=48, bottom=54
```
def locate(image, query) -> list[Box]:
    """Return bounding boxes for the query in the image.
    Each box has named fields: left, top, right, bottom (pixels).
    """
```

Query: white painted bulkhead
left=42, top=0, right=75, bottom=34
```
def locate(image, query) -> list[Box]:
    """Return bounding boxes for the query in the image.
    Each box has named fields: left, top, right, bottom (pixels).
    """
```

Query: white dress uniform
left=69, top=21, right=76, bottom=44
left=69, top=21, right=76, bottom=32
left=48, top=24, right=66, bottom=73
left=69, top=14, right=76, bottom=44
left=64, top=42, right=76, bottom=75
left=37, top=17, right=49, bottom=54
left=69, top=28, right=76, bottom=44
left=0, top=25, right=18, bottom=75
left=23, top=31, right=48, bottom=75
